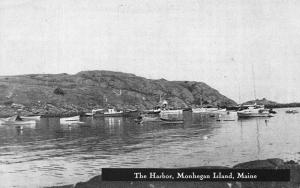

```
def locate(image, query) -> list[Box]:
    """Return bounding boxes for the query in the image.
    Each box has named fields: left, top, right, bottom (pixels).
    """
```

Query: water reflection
left=0, top=109, right=300, bottom=187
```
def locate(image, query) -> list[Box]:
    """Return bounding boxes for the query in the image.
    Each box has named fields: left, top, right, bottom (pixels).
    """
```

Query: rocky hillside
left=243, top=98, right=300, bottom=108
left=243, top=98, right=279, bottom=106
left=0, top=70, right=236, bottom=116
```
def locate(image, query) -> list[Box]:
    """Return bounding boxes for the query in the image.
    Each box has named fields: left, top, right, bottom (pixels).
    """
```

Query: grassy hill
left=0, top=70, right=236, bottom=117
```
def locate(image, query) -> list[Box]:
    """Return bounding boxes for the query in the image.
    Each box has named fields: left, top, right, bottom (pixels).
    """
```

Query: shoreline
left=1, top=105, right=300, bottom=119
left=48, top=158, right=300, bottom=188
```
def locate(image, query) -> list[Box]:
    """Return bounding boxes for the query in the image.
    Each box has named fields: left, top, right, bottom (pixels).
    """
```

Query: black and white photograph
left=0, top=0, right=300, bottom=187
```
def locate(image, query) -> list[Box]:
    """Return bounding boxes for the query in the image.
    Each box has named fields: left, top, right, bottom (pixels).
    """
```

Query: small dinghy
left=160, top=118, right=184, bottom=124
left=60, top=115, right=83, bottom=124
left=142, top=116, right=160, bottom=122
left=21, top=116, right=41, bottom=121
left=135, top=116, right=161, bottom=124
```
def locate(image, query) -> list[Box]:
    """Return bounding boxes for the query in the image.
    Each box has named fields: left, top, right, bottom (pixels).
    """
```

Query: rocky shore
left=49, top=158, right=300, bottom=188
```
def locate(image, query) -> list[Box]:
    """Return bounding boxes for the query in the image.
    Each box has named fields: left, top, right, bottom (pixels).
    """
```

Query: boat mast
left=251, top=62, right=257, bottom=100
left=238, top=84, right=241, bottom=105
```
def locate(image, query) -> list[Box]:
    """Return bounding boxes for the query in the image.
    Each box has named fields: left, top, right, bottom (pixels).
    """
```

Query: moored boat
left=0, top=120, right=36, bottom=126
left=160, top=109, right=183, bottom=120
left=60, top=115, right=81, bottom=124
left=21, top=116, right=41, bottom=121
left=159, top=109, right=184, bottom=124
left=92, top=108, right=124, bottom=117
left=0, top=116, right=36, bottom=126
left=237, top=104, right=272, bottom=118
left=123, top=109, right=139, bottom=117
left=192, top=107, right=226, bottom=114
left=142, top=109, right=161, bottom=114
left=286, top=109, right=299, bottom=114
left=160, top=118, right=184, bottom=124
left=141, top=116, right=160, bottom=122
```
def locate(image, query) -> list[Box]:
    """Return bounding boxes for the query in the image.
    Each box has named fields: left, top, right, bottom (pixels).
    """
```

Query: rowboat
left=160, top=118, right=184, bottom=124
left=21, top=116, right=41, bottom=121
left=60, top=115, right=82, bottom=124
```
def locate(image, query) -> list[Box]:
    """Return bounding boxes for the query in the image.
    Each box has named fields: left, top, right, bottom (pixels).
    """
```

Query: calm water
left=0, top=108, right=300, bottom=187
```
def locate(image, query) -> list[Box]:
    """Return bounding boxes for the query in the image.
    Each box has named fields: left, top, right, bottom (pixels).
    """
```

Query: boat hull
left=237, top=112, right=272, bottom=118
left=160, top=118, right=184, bottom=124
left=143, top=110, right=161, bottom=114
left=0, top=120, right=36, bottom=126
left=142, top=117, right=160, bottom=122
left=123, top=110, right=139, bottom=117
left=192, top=108, right=227, bottom=114
left=21, top=116, right=41, bottom=121
left=60, top=115, right=82, bottom=124
left=93, top=113, right=124, bottom=117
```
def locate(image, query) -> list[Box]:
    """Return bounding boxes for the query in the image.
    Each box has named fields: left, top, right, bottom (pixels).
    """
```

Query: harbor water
left=0, top=108, right=299, bottom=187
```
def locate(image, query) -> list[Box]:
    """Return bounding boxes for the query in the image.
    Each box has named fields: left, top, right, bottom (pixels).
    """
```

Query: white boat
left=192, top=107, right=226, bottom=113
left=0, top=116, right=36, bottom=127
left=192, top=108, right=207, bottom=113
left=160, top=118, right=184, bottom=124
left=92, top=108, right=124, bottom=117
left=237, top=105, right=272, bottom=118
left=143, top=109, right=161, bottom=114
left=217, top=108, right=227, bottom=112
left=82, top=112, right=93, bottom=117
left=21, top=116, right=41, bottom=121
left=160, top=109, right=183, bottom=121
left=60, top=115, right=81, bottom=124
left=141, top=116, right=160, bottom=122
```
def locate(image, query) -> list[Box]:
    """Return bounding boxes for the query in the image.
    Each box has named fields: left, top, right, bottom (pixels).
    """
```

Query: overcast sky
left=1, top=0, right=300, bottom=103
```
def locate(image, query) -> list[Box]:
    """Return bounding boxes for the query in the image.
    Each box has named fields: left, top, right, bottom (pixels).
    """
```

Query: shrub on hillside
left=3, top=100, right=14, bottom=106
left=53, top=87, right=65, bottom=96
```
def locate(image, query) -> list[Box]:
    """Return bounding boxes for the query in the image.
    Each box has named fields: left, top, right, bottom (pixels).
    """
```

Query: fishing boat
left=92, top=108, right=124, bottom=117
left=237, top=104, right=272, bottom=118
left=286, top=109, right=299, bottom=114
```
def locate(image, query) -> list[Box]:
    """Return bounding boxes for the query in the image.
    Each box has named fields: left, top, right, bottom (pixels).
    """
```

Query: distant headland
left=243, top=98, right=300, bottom=108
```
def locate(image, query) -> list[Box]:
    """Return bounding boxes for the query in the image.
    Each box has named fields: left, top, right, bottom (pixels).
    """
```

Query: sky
left=1, top=0, right=300, bottom=103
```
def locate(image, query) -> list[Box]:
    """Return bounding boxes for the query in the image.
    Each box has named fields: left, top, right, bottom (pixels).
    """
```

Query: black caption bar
left=102, top=168, right=290, bottom=182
